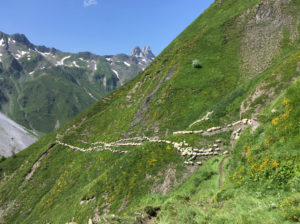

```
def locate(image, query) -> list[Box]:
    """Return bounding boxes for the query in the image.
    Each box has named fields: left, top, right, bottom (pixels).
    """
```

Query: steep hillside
left=0, top=31, right=154, bottom=134
left=0, top=0, right=299, bottom=223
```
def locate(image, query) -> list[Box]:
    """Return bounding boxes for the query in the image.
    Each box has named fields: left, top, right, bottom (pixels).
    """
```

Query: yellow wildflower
left=272, top=160, right=279, bottom=167
left=283, top=98, right=290, bottom=105
left=272, top=117, right=280, bottom=126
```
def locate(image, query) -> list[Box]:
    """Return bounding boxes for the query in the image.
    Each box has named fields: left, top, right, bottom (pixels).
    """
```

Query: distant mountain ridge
left=0, top=31, right=155, bottom=155
left=0, top=31, right=154, bottom=77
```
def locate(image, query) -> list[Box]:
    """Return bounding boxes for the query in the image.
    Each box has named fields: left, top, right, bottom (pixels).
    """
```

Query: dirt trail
left=25, top=144, right=56, bottom=181
left=218, top=156, right=229, bottom=188
left=202, top=127, right=231, bottom=137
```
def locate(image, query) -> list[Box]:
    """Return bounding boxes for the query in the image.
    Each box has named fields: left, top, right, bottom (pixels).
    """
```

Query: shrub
left=192, top=59, right=202, bottom=68
left=0, top=156, right=5, bottom=163
left=144, top=206, right=160, bottom=217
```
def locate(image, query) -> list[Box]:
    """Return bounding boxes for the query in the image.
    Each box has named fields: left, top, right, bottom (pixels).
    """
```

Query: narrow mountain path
left=218, top=156, right=229, bottom=188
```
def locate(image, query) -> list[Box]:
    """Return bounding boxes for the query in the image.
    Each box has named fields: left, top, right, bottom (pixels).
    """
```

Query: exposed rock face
left=218, top=0, right=224, bottom=5
left=240, top=0, right=297, bottom=77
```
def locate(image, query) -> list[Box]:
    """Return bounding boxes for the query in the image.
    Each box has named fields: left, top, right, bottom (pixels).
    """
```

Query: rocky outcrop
left=240, top=0, right=298, bottom=77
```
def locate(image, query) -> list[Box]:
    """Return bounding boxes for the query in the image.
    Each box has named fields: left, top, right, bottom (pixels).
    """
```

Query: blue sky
left=0, top=0, right=214, bottom=55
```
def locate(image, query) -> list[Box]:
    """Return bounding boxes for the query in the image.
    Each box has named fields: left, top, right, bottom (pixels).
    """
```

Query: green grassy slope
left=0, top=0, right=300, bottom=223
left=128, top=77, right=300, bottom=224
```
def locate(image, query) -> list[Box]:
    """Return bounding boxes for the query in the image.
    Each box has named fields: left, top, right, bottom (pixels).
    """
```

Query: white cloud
left=83, top=0, right=98, bottom=7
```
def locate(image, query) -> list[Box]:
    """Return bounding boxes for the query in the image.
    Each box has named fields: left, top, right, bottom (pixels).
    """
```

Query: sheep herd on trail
left=56, top=112, right=258, bottom=166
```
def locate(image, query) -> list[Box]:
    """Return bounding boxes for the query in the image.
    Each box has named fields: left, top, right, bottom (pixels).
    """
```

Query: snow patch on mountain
left=15, top=50, right=28, bottom=59
left=8, top=37, right=16, bottom=44
left=73, top=61, right=80, bottom=68
left=124, top=61, right=131, bottom=67
left=38, top=51, right=53, bottom=58
left=112, top=69, right=120, bottom=79
left=56, top=56, right=71, bottom=66
left=83, top=87, right=98, bottom=101
left=0, top=38, right=4, bottom=47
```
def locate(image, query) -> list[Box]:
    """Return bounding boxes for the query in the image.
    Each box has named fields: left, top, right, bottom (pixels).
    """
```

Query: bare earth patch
left=25, top=144, right=56, bottom=181
left=151, top=165, right=197, bottom=195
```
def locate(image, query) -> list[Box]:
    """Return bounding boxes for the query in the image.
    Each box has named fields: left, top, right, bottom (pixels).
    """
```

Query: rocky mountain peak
left=11, top=33, right=29, bottom=43
left=0, top=31, right=8, bottom=39
left=11, top=33, right=34, bottom=49
left=131, top=46, right=155, bottom=67
left=142, top=46, right=155, bottom=61
left=131, top=46, right=143, bottom=58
